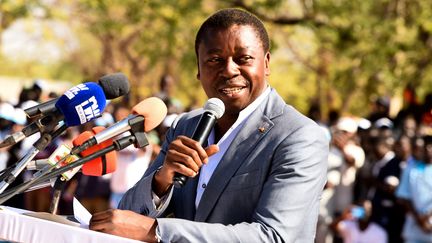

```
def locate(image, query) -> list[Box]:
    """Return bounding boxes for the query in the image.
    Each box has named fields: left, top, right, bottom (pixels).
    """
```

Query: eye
left=237, top=55, right=254, bottom=64
left=206, top=57, right=224, bottom=64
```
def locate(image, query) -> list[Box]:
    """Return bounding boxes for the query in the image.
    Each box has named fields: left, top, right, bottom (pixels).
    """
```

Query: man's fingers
left=164, top=136, right=220, bottom=177
left=171, top=161, right=200, bottom=177
left=89, top=220, right=107, bottom=231
left=89, top=217, right=114, bottom=232
left=167, top=150, right=201, bottom=173
left=90, top=210, right=113, bottom=222
left=177, top=136, right=209, bottom=161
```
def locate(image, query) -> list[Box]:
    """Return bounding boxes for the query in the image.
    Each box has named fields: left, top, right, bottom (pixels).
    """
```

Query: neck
left=214, top=114, right=238, bottom=142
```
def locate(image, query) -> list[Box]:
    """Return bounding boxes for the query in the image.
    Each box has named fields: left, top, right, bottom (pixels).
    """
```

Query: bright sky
left=1, top=18, right=78, bottom=63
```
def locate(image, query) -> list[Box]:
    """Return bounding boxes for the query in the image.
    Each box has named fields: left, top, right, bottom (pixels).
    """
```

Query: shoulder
left=166, top=108, right=204, bottom=136
left=265, top=89, right=327, bottom=141
left=278, top=105, right=329, bottom=148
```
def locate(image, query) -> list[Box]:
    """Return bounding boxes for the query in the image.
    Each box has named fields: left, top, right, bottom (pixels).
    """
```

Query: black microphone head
left=204, top=98, right=225, bottom=119
left=98, top=73, right=130, bottom=99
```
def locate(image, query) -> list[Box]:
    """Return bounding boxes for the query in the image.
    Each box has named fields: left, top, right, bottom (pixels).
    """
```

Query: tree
left=63, top=0, right=210, bottom=105
left=3, top=0, right=432, bottom=117
left=230, top=0, right=432, bottom=117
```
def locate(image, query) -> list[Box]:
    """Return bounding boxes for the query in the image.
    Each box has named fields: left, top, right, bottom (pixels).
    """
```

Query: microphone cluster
left=0, top=73, right=169, bottom=208
left=0, top=73, right=130, bottom=148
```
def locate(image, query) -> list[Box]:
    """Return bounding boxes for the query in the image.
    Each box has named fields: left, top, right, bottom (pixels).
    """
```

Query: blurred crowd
left=313, top=86, right=432, bottom=243
left=0, top=77, right=432, bottom=243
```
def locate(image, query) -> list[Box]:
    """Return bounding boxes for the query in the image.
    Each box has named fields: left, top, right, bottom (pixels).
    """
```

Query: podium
left=0, top=206, right=143, bottom=243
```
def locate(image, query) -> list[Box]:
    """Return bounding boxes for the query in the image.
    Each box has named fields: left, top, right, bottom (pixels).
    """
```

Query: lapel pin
left=258, top=127, right=266, bottom=133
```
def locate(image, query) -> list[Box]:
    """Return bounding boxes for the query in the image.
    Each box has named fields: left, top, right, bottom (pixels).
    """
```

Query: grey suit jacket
left=119, top=88, right=329, bottom=243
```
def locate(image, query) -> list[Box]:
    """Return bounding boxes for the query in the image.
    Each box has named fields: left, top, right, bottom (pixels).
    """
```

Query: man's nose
left=220, top=57, right=240, bottom=78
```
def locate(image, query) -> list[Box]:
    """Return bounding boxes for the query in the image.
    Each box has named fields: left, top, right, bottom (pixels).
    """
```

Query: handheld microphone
left=24, top=72, right=130, bottom=118
left=173, top=98, right=225, bottom=188
left=0, top=82, right=107, bottom=148
left=70, top=97, right=167, bottom=155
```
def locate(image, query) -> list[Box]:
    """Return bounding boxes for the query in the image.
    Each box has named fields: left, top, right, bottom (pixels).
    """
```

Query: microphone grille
left=204, top=98, right=225, bottom=119
left=132, top=97, right=168, bottom=132
left=98, top=73, right=130, bottom=99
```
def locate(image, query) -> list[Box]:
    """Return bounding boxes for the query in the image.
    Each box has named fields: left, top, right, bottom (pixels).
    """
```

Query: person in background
left=393, top=135, right=413, bottom=168
left=318, top=117, right=365, bottom=243
left=89, top=8, right=328, bottom=242
left=0, top=104, right=27, bottom=209
left=0, top=102, right=17, bottom=170
left=367, top=97, right=391, bottom=123
left=154, top=74, right=184, bottom=115
left=396, top=135, right=432, bottom=243
left=330, top=200, right=388, bottom=243
left=369, top=134, right=405, bottom=243
left=331, top=117, right=365, bottom=215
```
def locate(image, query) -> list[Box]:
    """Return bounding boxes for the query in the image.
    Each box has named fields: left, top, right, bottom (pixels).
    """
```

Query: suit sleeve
left=156, top=122, right=329, bottom=243
left=117, top=118, right=179, bottom=216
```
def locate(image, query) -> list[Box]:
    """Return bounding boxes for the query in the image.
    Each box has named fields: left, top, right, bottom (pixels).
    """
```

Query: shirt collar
left=230, top=86, right=271, bottom=129
left=210, top=86, right=271, bottom=145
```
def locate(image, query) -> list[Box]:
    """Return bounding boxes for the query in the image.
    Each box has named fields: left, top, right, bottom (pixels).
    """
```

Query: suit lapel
left=194, top=91, right=280, bottom=222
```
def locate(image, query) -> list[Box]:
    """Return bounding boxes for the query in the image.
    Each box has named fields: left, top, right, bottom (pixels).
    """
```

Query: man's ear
left=265, top=52, right=271, bottom=76
left=196, top=59, right=201, bottom=80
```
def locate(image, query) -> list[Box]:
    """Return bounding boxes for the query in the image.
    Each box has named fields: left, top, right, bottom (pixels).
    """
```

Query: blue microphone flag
left=55, top=82, right=107, bottom=126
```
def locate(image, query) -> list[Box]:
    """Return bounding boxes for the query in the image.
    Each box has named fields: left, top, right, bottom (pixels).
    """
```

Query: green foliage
left=1, top=0, right=432, bottom=117
left=229, top=0, right=432, bottom=117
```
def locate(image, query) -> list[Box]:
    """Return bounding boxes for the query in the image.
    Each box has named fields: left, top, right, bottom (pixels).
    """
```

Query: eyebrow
left=206, top=48, right=222, bottom=55
left=205, top=47, right=253, bottom=55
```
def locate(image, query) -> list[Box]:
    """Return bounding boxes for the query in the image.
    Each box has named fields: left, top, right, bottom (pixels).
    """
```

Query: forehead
left=198, top=25, right=264, bottom=54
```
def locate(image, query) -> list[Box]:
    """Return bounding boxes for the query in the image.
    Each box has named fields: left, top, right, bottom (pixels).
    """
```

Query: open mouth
left=220, top=87, right=246, bottom=95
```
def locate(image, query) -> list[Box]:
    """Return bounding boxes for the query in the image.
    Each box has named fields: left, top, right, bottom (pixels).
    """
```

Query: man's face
left=197, top=25, right=270, bottom=116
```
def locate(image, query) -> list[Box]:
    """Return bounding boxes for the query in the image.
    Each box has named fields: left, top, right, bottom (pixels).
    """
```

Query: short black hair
left=195, top=8, right=270, bottom=56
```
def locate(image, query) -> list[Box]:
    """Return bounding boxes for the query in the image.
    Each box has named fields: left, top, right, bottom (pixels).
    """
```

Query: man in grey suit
left=90, top=8, right=329, bottom=242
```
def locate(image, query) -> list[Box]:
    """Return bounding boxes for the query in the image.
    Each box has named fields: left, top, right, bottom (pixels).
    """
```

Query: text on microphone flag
left=75, top=96, right=101, bottom=124
left=64, top=83, right=90, bottom=100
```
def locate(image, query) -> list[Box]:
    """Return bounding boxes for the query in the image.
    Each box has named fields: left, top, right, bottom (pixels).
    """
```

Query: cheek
left=199, top=66, right=219, bottom=81
left=200, top=80, right=215, bottom=95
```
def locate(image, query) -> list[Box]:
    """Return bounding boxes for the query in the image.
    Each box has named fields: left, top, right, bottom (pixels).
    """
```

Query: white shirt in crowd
left=338, top=220, right=388, bottom=243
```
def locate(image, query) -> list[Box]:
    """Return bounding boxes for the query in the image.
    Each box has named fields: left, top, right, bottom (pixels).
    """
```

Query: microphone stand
left=0, top=115, right=149, bottom=205
left=0, top=124, right=67, bottom=194
left=49, top=176, right=68, bottom=215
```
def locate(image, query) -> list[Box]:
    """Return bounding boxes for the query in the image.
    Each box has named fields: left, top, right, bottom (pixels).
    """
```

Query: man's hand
left=153, top=135, right=219, bottom=196
left=89, top=209, right=157, bottom=242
